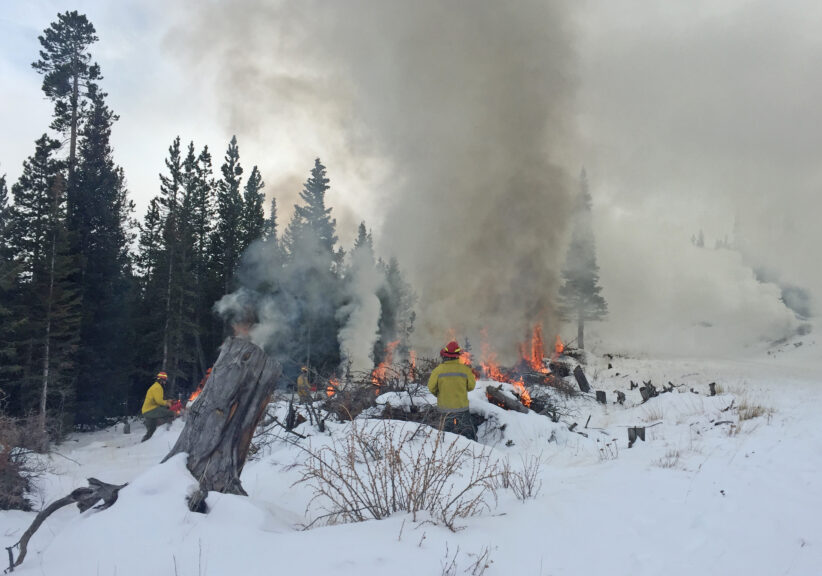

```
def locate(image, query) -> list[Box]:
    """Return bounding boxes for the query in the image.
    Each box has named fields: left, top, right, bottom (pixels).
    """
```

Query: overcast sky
left=2, top=0, right=819, bottom=356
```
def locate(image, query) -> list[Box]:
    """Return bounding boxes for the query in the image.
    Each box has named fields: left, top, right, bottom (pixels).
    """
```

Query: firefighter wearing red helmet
left=140, top=371, right=175, bottom=442
left=427, top=341, right=477, bottom=440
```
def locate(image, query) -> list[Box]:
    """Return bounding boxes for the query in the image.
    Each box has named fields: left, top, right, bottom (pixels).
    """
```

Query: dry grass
left=737, top=400, right=770, bottom=422
left=641, top=406, right=664, bottom=423
left=653, top=448, right=681, bottom=469
left=295, top=420, right=499, bottom=531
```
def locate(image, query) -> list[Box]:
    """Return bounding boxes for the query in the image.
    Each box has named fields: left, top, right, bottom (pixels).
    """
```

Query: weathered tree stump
left=486, top=385, right=529, bottom=413
left=9, top=478, right=126, bottom=570
left=163, top=337, right=280, bottom=500
left=627, top=426, right=646, bottom=448
left=709, top=382, right=717, bottom=396
left=595, top=390, right=606, bottom=404
left=573, top=365, right=590, bottom=393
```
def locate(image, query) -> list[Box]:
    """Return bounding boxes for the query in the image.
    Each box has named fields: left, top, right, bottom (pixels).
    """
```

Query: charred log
left=573, top=365, right=591, bottom=393
left=486, top=385, right=529, bottom=413
left=639, top=381, right=658, bottom=403
left=628, top=426, right=646, bottom=448
left=163, top=337, right=280, bottom=502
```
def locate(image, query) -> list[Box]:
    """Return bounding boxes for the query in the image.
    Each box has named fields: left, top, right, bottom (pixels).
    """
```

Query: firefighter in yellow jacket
left=428, top=341, right=477, bottom=440
left=141, top=371, right=175, bottom=442
left=296, top=366, right=311, bottom=403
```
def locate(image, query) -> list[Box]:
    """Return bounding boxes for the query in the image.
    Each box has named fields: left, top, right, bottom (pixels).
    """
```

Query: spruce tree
left=31, top=11, right=101, bottom=184
left=557, top=169, right=607, bottom=350
left=211, top=136, right=244, bottom=297
left=71, top=85, right=135, bottom=423
left=374, top=256, right=417, bottom=363
left=0, top=174, right=23, bottom=396
left=10, top=141, right=80, bottom=431
left=241, top=165, right=265, bottom=252
left=279, top=158, right=342, bottom=374
left=262, top=197, right=278, bottom=244
left=133, top=198, right=166, bottom=399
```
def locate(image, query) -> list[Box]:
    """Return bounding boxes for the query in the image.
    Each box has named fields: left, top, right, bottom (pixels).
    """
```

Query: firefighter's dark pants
left=438, top=409, right=476, bottom=441
left=141, top=406, right=175, bottom=441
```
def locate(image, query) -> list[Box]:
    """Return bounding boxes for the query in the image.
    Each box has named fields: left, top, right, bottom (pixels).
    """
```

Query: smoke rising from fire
left=174, top=0, right=578, bottom=361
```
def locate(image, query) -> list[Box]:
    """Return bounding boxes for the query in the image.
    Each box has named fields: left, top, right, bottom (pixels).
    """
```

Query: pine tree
left=557, top=169, right=607, bottom=350
left=374, top=256, right=416, bottom=363
left=212, top=136, right=244, bottom=298
left=0, top=174, right=24, bottom=396
left=71, top=84, right=135, bottom=423
left=9, top=140, right=80, bottom=431
left=262, top=197, right=278, bottom=244
left=241, top=165, right=265, bottom=252
left=190, top=146, right=219, bottom=375
left=31, top=11, right=101, bottom=184
left=279, top=158, right=342, bottom=373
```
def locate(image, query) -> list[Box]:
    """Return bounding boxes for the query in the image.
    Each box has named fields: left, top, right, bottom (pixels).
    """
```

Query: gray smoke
left=174, top=0, right=579, bottom=361
left=337, top=244, right=382, bottom=373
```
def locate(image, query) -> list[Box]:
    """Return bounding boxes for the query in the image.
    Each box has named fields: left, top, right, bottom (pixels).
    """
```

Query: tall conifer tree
left=32, top=11, right=101, bottom=188
left=557, top=169, right=607, bottom=349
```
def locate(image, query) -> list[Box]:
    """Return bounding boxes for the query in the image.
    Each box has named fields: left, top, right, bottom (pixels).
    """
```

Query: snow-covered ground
left=2, top=333, right=821, bottom=576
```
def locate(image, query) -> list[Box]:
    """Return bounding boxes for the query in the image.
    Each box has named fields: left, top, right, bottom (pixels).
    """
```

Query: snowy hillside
left=2, top=335, right=821, bottom=576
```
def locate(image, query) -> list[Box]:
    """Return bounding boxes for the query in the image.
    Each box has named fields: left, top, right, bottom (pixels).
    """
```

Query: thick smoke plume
left=178, top=1, right=578, bottom=361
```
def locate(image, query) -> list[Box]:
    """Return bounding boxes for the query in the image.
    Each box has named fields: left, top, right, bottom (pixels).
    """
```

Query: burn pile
left=477, top=327, right=580, bottom=414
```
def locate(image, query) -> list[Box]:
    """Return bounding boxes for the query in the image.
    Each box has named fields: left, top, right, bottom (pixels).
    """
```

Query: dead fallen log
left=163, top=337, right=280, bottom=505
left=486, top=385, right=529, bottom=413
left=8, top=478, right=126, bottom=570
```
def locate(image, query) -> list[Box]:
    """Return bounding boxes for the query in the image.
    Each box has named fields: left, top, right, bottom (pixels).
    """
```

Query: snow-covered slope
left=2, top=334, right=821, bottom=576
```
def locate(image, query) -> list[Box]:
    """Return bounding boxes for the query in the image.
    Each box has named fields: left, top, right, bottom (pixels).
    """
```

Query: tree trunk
left=577, top=308, right=584, bottom=350
left=163, top=337, right=280, bottom=497
left=39, top=228, right=56, bottom=436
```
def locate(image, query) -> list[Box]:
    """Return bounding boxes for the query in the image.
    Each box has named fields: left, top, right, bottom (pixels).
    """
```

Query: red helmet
left=157, top=371, right=168, bottom=381
left=440, top=341, right=462, bottom=359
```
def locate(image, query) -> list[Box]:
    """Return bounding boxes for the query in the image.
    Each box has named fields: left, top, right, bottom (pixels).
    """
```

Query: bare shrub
left=0, top=415, right=49, bottom=511
left=295, top=420, right=499, bottom=531
left=440, top=544, right=494, bottom=576
left=497, top=453, right=544, bottom=501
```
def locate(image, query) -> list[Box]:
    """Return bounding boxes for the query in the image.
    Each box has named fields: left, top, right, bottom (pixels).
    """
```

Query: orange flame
left=520, top=324, right=549, bottom=373
left=189, top=386, right=203, bottom=403
left=372, top=340, right=400, bottom=390
left=509, top=378, right=532, bottom=408
left=461, top=350, right=473, bottom=366
left=554, top=334, right=564, bottom=357
left=479, top=330, right=511, bottom=382
left=327, top=377, right=339, bottom=397
left=409, top=350, right=417, bottom=370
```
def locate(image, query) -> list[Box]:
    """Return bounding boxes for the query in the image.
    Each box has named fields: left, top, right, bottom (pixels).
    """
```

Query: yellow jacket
left=297, top=373, right=310, bottom=399
left=428, top=359, right=476, bottom=410
left=141, top=381, right=168, bottom=414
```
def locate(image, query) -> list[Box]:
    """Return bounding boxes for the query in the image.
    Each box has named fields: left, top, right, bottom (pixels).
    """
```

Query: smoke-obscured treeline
left=0, top=11, right=416, bottom=434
